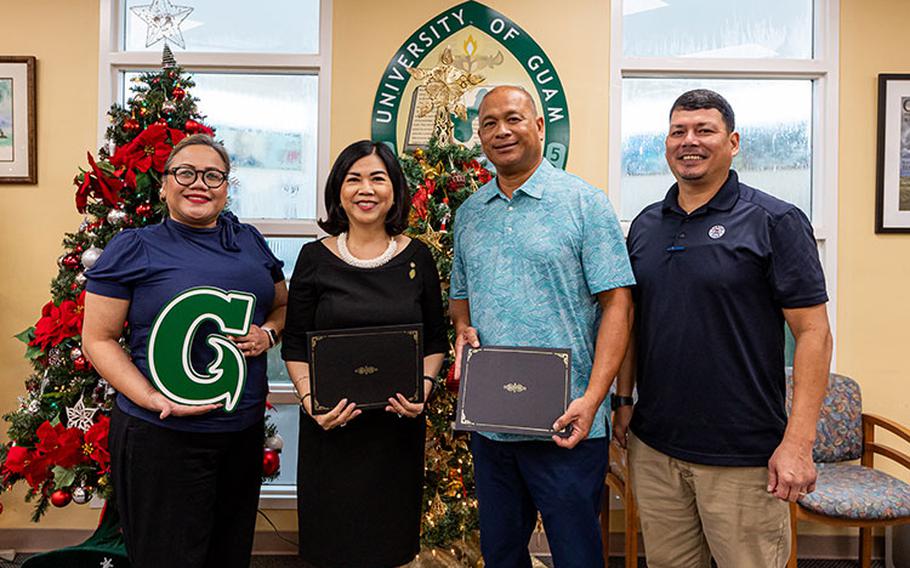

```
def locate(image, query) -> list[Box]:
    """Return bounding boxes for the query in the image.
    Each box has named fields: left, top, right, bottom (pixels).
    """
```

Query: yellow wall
left=837, top=0, right=910, bottom=472
left=1, top=0, right=908, bottom=542
left=0, top=0, right=102, bottom=530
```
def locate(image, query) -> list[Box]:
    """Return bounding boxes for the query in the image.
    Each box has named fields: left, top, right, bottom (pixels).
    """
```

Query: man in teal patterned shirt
left=450, top=86, right=635, bottom=568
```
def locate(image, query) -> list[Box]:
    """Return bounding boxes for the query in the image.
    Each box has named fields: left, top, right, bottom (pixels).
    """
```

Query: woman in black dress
left=282, top=140, right=447, bottom=568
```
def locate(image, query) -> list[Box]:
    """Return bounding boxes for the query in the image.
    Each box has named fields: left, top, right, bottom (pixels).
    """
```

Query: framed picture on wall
left=0, top=56, right=36, bottom=184
left=875, top=73, right=910, bottom=232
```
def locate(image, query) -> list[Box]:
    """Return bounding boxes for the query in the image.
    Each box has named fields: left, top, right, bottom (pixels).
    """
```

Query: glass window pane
left=124, top=0, right=319, bottom=54
left=620, top=78, right=812, bottom=222
left=262, top=404, right=299, bottom=486
left=123, top=72, right=319, bottom=221
left=267, top=237, right=313, bottom=283
left=622, top=0, right=812, bottom=59
left=264, top=237, right=313, bottom=386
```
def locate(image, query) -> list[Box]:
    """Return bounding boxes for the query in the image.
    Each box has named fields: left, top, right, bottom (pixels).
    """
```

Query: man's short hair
left=479, top=85, right=538, bottom=117
left=669, top=89, right=735, bottom=133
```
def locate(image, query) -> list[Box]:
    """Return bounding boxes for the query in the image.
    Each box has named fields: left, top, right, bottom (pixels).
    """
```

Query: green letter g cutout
left=148, top=287, right=257, bottom=413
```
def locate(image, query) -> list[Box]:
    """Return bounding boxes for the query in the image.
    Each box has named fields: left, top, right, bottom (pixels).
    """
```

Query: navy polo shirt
left=627, top=170, right=828, bottom=466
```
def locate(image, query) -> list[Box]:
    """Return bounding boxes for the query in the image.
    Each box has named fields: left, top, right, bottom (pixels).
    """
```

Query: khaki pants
left=628, top=433, right=790, bottom=568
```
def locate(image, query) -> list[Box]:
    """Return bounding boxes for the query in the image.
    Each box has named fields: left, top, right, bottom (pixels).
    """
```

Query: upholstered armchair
left=786, top=371, right=910, bottom=568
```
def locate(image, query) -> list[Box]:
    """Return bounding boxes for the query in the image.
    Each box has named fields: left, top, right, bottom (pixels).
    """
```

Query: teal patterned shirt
left=451, top=159, right=635, bottom=441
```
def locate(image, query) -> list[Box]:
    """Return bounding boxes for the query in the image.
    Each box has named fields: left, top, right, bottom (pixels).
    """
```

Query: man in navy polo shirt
left=613, top=89, right=833, bottom=567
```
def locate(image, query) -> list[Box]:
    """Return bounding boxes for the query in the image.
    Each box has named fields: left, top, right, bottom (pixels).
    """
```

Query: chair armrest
left=862, top=413, right=910, bottom=471
left=863, top=413, right=910, bottom=445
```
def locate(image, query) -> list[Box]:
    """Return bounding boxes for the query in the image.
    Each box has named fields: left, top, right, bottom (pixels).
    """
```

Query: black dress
left=282, top=238, right=448, bottom=568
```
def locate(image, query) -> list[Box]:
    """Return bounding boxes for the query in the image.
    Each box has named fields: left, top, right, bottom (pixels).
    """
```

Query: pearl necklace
left=337, top=232, right=398, bottom=268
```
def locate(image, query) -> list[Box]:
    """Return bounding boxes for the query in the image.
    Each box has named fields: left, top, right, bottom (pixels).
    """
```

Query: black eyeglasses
left=167, top=166, right=228, bottom=189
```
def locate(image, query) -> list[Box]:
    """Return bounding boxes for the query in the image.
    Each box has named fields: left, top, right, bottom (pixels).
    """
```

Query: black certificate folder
left=307, top=324, right=423, bottom=414
left=455, top=346, right=571, bottom=437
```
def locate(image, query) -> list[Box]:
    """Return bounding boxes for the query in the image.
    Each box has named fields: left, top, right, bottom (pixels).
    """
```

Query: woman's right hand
left=144, top=390, right=222, bottom=420
left=303, top=397, right=361, bottom=431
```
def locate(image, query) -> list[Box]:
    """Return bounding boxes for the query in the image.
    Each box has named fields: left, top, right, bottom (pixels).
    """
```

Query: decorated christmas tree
left=0, top=46, right=281, bottom=523
left=400, top=138, right=492, bottom=561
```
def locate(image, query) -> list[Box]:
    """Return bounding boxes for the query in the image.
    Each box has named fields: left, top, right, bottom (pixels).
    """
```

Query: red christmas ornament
left=445, top=364, right=459, bottom=393
left=123, top=118, right=140, bottom=132
left=70, top=283, right=79, bottom=291
left=262, top=449, right=280, bottom=476
left=73, top=356, right=90, bottom=372
left=50, top=489, right=72, bottom=508
left=73, top=245, right=83, bottom=254
left=62, top=255, right=80, bottom=270
left=184, top=119, right=200, bottom=131
left=136, top=203, right=152, bottom=217
left=172, top=86, right=186, bottom=101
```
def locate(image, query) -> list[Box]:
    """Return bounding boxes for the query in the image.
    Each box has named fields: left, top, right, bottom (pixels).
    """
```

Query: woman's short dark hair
left=318, top=140, right=410, bottom=236
left=164, top=133, right=231, bottom=174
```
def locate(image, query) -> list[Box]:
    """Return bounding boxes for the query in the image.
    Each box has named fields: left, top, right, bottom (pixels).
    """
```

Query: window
left=610, top=0, right=839, bottom=359
left=100, top=0, right=332, bottom=503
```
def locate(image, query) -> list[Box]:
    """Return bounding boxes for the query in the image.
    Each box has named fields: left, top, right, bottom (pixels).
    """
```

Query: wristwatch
left=262, top=327, right=278, bottom=348
left=610, top=394, right=634, bottom=411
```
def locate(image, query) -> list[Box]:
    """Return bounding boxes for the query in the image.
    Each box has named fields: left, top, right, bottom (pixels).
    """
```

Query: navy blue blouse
left=86, top=214, right=284, bottom=432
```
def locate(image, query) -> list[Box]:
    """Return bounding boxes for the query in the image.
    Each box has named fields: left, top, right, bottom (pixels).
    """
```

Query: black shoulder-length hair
left=317, top=140, right=410, bottom=236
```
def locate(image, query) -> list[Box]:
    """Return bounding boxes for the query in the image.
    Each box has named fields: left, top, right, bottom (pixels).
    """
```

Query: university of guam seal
left=371, top=1, right=570, bottom=170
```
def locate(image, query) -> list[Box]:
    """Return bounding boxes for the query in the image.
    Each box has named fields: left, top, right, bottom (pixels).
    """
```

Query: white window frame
left=98, top=0, right=333, bottom=505
left=609, top=0, right=839, bottom=363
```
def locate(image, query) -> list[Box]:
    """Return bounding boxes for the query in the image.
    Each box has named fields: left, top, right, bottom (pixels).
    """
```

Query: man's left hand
left=767, top=438, right=817, bottom=502
left=552, top=395, right=599, bottom=449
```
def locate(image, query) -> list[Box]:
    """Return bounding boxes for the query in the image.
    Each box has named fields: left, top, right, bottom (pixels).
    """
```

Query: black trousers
left=109, top=405, right=264, bottom=568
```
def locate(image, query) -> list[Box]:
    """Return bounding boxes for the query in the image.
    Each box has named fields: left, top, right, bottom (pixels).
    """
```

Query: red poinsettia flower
left=84, top=416, right=110, bottom=473
left=75, top=152, right=125, bottom=213
left=110, top=124, right=180, bottom=187
left=30, top=297, right=83, bottom=350
left=411, top=187, right=429, bottom=220
left=63, top=291, right=87, bottom=336
left=467, top=159, right=493, bottom=184
left=35, top=421, right=85, bottom=469
left=3, top=445, right=52, bottom=489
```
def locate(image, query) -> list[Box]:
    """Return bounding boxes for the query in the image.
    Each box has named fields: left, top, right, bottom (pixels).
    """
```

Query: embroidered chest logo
left=708, top=224, right=726, bottom=239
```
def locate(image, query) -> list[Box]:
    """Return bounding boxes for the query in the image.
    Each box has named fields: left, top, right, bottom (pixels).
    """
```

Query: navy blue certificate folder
left=307, top=324, right=423, bottom=414
left=455, top=345, right=571, bottom=437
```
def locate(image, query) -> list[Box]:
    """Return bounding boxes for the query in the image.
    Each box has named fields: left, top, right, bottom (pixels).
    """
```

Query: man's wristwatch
left=610, top=394, right=634, bottom=411
left=263, top=327, right=278, bottom=348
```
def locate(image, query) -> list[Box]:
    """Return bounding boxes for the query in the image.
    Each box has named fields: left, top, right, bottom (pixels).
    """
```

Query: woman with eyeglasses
left=81, top=134, right=288, bottom=568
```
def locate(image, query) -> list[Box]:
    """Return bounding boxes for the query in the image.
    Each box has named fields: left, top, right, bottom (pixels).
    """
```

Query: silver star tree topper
left=131, top=0, right=194, bottom=49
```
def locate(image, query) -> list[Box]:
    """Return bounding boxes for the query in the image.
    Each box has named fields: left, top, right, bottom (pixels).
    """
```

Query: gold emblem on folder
left=354, top=366, right=379, bottom=376
left=503, top=382, right=527, bottom=394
